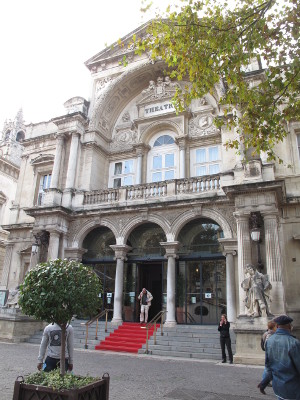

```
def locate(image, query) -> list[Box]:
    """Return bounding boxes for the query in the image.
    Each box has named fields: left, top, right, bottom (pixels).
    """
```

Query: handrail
left=177, top=310, right=197, bottom=324
left=81, top=309, right=113, bottom=349
left=141, top=310, right=167, bottom=354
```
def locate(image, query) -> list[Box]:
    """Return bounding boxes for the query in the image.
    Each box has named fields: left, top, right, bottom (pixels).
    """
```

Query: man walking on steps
left=138, top=288, right=153, bottom=324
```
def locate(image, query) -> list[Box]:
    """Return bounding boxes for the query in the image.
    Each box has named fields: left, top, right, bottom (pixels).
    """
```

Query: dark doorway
left=137, top=263, right=162, bottom=321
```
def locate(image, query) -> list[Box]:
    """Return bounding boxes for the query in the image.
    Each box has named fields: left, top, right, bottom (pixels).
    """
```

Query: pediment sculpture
left=141, top=76, right=180, bottom=101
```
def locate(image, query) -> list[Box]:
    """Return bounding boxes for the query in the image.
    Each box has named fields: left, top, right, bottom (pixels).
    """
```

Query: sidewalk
left=0, top=341, right=274, bottom=400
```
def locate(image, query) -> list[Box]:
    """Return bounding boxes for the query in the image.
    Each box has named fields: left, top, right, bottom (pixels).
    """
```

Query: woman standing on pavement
left=218, top=314, right=233, bottom=364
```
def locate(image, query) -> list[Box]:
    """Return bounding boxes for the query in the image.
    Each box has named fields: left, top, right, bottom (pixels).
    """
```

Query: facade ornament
left=241, top=263, right=272, bottom=317
left=189, top=113, right=220, bottom=137
left=141, top=76, right=180, bottom=100
left=95, top=77, right=113, bottom=97
left=3, top=286, right=20, bottom=309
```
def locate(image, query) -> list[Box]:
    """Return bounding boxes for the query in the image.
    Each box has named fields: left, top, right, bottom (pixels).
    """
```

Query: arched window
left=148, top=133, right=178, bottom=183
left=16, top=131, right=25, bottom=142
left=153, top=135, right=174, bottom=147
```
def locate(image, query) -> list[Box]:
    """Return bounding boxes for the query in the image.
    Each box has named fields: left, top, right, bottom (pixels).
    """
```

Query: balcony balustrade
left=82, top=174, right=221, bottom=207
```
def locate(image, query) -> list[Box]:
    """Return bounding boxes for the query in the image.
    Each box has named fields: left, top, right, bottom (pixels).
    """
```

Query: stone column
left=65, top=132, right=80, bottom=189
left=0, top=243, right=14, bottom=288
left=262, top=211, right=284, bottom=314
left=110, top=245, right=132, bottom=325
left=136, top=154, right=143, bottom=185
left=234, top=212, right=252, bottom=315
left=134, top=144, right=149, bottom=185
left=224, top=250, right=237, bottom=322
left=47, top=231, right=60, bottom=261
left=50, top=134, right=65, bottom=189
left=176, top=137, right=187, bottom=179
left=160, top=241, right=180, bottom=326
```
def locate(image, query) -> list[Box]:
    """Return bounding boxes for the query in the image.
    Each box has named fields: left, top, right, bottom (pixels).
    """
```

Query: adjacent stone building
left=0, top=110, right=25, bottom=281
left=1, top=23, right=300, bottom=362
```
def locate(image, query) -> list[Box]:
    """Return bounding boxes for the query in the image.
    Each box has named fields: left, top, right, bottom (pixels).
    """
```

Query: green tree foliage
left=135, top=0, right=300, bottom=162
left=19, top=259, right=102, bottom=375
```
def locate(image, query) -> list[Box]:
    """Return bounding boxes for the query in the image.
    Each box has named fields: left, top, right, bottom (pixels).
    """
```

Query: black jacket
left=218, top=321, right=230, bottom=338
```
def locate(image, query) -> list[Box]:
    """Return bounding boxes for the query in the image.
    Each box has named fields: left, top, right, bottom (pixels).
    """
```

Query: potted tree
left=14, top=258, right=109, bottom=400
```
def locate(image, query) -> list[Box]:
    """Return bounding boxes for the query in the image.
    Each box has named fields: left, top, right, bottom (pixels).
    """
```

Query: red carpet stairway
left=95, top=322, right=159, bottom=353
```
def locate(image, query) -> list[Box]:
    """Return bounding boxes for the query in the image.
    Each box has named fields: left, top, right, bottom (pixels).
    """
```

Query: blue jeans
left=44, top=356, right=69, bottom=372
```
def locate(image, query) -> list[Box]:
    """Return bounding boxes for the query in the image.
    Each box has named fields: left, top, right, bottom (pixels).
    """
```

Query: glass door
left=92, top=264, right=116, bottom=315
left=177, top=259, right=226, bottom=324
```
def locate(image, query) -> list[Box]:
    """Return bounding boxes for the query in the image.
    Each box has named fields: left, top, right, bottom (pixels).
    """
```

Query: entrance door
left=177, top=259, right=226, bottom=324
left=137, top=263, right=163, bottom=320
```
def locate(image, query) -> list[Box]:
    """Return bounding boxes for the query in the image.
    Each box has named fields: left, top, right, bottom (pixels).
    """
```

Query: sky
left=0, top=0, right=170, bottom=129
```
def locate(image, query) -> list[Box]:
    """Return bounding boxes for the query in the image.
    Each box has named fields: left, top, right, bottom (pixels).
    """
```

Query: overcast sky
left=0, top=0, right=170, bottom=129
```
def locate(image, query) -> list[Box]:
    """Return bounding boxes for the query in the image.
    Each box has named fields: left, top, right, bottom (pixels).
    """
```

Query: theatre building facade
left=1, top=24, right=300, bottom=358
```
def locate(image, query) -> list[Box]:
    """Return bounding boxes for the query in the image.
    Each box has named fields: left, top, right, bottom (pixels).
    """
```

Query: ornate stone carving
left=189, top=113, right=220, bottom=137
left=95, top=77, right=113, bottom=97
left=241, top=264, right=272, bottom=317
left=141, top=76, right=180, bottom=100
left=111, top=111, right=137, bottom=150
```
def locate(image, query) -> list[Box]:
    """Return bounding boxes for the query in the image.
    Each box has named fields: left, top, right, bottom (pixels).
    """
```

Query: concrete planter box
left=13, top=374, right=110, bottom=400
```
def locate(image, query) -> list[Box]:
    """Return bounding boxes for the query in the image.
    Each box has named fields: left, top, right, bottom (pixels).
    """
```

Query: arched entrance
left=82, top=227, right=116, bottom=312
left=124, top=222, right=167, bottom=322
left=176, top=218, right=226, bottom=324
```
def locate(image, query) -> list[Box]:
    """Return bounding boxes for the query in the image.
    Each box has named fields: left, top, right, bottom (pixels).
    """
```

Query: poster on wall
left=0, top=290, right=9, bottom=307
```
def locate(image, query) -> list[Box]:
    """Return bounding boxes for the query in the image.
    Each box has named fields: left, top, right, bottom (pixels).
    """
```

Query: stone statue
left=5, top=286, right=20, bottom=309
left=241, top=264, right=272, bottom=317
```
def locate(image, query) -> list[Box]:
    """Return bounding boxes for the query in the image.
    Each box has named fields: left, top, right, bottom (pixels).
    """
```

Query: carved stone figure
left=241, top=264, right=272, bottom=317
left=5, top=286, right=20, bottom=309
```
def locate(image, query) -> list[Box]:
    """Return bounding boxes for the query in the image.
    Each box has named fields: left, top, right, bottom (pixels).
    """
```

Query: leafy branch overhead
left=134, top=0, right=300, bottom=162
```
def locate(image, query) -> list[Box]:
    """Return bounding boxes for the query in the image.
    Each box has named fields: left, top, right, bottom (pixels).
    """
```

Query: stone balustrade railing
left=176, top=175, right=220, bottom=194
left=84, top=189, right=119, bottom=205
left=127, top=181, right=167, bottom=200
left=82, top=175, right=221, bottom=206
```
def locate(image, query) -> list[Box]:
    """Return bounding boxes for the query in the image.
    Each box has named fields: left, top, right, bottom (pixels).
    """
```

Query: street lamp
left=31, top=240, right=39, bottom=255
left=250, top=227, right=264, bottom=272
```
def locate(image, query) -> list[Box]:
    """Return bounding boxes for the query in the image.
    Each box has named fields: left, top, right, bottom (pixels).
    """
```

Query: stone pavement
left=0, top=341, right=275, bottom=400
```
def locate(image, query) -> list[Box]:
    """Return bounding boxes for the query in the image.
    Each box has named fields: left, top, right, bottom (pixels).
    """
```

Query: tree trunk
left=60, top=323, right=66, bottom=376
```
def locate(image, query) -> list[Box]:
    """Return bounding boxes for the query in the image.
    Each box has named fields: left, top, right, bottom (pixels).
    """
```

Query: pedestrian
left=37, top=322, right=74, bottom=372
left=257, top=315, right=300, bottom=399
left=218, top=314, right=233, bottom=364
left=261, top=320, right=277, bottom=382
left=138, top=288, right=153, bottom=324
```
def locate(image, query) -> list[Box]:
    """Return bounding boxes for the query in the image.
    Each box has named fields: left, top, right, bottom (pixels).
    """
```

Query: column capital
left=110, top=244, right=132, bottom=260
left=223, top=250, right=237, bottom=257
left=233, top=211, right=251, bottom=221
left=160, top=241, right=180, bottom=258
left=64, top=247, right=87, bottom=261
left=175, top=136, right=188, bottom=150
left=261, top=210, right=279, bottom=219
left=133, top=143, right=150, bottom=156
left=69, top=130, right=81, bottom=139
left=54, top=133, right=66, bottom=141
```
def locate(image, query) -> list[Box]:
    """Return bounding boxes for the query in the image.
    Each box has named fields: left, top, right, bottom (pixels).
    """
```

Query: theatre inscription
left=144, top=102, right=175, bottom=117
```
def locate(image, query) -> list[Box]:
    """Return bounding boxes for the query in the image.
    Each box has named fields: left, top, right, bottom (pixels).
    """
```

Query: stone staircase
left=26, top=320, right=236, bottom=361
left=138, top=324, right=236, bottom=360
left=26, top=319, right=114, bottom=350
